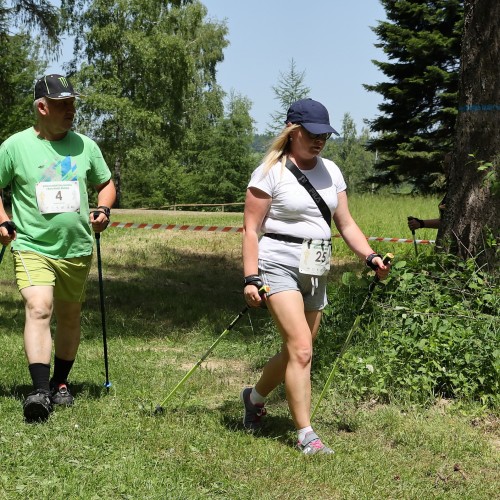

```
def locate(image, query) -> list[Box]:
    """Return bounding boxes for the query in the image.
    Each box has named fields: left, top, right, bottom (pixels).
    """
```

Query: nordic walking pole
left=93, top=214, right=111, bottom=391
left=407, top=216, right=419, bottom=256
left=155, top=285, right=270, bottom=413
left=311, top=253, right=393, bottom=421
left=0, top=221, right=17, bottom=265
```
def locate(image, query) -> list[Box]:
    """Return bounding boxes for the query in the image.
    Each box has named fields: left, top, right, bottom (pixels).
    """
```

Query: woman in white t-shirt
left=240, top=98, right=390, bottom=455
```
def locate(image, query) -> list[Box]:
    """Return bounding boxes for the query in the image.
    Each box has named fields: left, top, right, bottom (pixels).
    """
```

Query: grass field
left=0, top=195, right=498, bottom=499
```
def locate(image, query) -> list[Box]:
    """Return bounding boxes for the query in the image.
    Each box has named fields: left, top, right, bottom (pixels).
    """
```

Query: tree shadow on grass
left=0, top=246, right=251, bottom=341
left=1, top=241, right=363, bottom=346
left=82, top=246, right=249, bottom=341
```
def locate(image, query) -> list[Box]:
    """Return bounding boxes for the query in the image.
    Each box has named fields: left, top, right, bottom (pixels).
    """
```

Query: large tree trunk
left=437, top=0, right=500, bottom=268
left=114, top=155, right=122, bottom=209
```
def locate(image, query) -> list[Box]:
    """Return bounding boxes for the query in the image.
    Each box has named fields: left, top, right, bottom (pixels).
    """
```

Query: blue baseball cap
left=286, top=98, right=339, bottom=136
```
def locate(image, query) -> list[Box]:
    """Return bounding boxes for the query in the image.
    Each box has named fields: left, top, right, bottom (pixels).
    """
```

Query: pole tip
left=154, top=405, right=165, bottom=415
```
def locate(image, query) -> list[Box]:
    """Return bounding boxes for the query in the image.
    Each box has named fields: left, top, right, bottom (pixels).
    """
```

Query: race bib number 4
left=36, top=181, right=81, bottom=214
left=299, top=239, right=332, bottom=276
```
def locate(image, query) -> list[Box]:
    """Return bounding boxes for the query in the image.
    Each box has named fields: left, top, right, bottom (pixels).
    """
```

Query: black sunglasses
left=301, top=126, right=332, bottom=141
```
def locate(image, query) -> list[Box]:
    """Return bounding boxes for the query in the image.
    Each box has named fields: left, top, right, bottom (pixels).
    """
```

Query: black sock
left=52, top=356, right=75, bottom=384
left=28, top=363, right=51, bottom=392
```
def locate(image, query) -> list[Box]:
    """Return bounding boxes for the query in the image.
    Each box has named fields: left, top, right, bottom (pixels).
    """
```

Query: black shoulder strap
left=285, top=158, right=331, bottom=228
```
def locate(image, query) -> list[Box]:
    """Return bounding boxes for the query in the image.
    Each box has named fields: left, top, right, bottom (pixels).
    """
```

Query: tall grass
left=0, top=195, right=497, bottom=499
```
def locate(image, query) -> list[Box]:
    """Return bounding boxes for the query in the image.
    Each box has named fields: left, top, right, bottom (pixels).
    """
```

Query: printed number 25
left=315, top=250, right=327, bottom=263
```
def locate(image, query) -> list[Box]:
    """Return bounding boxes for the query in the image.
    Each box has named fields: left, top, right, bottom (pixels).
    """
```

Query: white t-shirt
left=248, top=157, right=347, bottom=267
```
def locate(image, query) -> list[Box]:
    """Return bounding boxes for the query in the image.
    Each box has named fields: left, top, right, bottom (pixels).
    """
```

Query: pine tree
left=365, top=0, right=463, bottom=192
left=266, top=58, right=310, bottom=135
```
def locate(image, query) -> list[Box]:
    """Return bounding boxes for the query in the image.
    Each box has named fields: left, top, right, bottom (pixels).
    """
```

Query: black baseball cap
left=286, top=98, right=339, bottom=136
left=34, top=74, right=81, bottom=100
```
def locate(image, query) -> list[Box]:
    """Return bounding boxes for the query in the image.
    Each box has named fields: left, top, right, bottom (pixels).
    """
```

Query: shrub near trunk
left=315, top=253, right=499, bottom=407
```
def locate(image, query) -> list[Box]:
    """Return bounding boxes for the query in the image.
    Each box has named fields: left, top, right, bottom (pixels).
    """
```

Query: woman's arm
left=242, top=187, right=271, bottom=305
left=333, top=191, right=389, bottom=279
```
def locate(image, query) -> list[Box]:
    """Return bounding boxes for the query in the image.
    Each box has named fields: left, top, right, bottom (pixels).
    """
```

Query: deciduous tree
left=323, top=114, right=376, bottom=193
left=192, top=92, right=255, bottom=206
left=63, top=0, right=228, bottom=207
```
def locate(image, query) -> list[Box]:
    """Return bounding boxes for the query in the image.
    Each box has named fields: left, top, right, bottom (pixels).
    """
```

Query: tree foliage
left=0, top=0, right=56, bottom=142
left=323, top=113, right=376, bottom=193
left=63, top=0, right=229, bottom=207
left=190, top=92, right=256, bottom=206
left=365, top=0, right=463, bottom=192
left=0, top=32, right=45, bottom=142
left=266, top=58, right=310, bottom=135
left=1, top=0, right=60, bottom=47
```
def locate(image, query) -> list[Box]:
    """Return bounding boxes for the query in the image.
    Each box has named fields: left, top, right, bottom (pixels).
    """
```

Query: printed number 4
left=55, top=190, right=62, bottom=201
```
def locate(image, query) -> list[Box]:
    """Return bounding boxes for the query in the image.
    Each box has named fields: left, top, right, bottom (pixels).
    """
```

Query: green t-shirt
left=0, top=127, right=111, bottom=258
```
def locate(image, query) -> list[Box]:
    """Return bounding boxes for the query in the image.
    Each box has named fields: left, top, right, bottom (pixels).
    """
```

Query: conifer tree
left=267, top=59, right=310, bottom=135
left=365, top=0, right=463, bottom=192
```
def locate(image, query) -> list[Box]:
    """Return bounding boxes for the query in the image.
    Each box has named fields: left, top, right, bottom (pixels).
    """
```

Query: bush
left=315, top=253, right=499, bottom=407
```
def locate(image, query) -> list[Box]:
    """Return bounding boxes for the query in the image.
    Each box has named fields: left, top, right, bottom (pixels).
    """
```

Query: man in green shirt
left=0, top=74, right=116, bottom=423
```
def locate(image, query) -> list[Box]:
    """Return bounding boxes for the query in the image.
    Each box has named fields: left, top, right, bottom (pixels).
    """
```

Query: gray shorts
left=258, top=259, right=328, bottom=311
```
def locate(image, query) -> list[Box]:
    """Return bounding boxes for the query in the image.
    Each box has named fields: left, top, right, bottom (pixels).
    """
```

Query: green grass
left=0, top=195, right=498, bottom=499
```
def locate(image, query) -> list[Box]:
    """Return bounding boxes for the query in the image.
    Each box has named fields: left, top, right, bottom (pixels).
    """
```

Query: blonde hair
left=261, top=123, right=300, bottom=175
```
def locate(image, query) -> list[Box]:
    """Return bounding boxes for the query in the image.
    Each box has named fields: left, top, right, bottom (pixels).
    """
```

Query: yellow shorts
left=13, top=251, right=93, bottom=303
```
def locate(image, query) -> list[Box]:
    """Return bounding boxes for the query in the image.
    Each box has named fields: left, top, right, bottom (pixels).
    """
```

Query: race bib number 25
left=299, top=239, right=332, bottom=276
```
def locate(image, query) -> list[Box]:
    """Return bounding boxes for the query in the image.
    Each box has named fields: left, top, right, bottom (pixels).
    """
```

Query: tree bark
left=437, top=0, right=500, bottom=268
left=114, top=125, right=122, bottom=209
left=114, top=155, right=122, bottom=209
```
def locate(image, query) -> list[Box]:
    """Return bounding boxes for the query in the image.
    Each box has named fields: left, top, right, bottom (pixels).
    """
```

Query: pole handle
left=382, top=253, right=393, bottom=266
left=92, top=211, right=102, bottom=241
left=371, top=253, right=393, bottom=288
left=0, top=221, right=16, bottom=264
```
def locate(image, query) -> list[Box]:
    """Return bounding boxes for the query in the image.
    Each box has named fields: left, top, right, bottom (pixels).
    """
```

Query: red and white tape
left=110, top=222, right=243, bottom=233
left=109, top=222, right=435, bottom=245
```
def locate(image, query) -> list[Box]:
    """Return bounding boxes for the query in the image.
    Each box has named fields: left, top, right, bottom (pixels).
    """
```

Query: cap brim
left=45, top=92, right=82, bottom=100
left=302, top=122, right=339, bottom=136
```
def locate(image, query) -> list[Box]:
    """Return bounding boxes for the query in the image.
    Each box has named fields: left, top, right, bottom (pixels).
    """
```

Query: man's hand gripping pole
left=0, top=221, right=16, bottom=265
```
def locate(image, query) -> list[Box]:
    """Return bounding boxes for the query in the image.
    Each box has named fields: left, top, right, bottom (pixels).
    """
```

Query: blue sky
left=201, top=0, right=388, bottom=134
left=49, top=0, right=388, bottom=135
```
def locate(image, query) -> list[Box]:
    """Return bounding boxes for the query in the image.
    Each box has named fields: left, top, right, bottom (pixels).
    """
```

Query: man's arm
left=90, top=179, right=117, bottom=233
